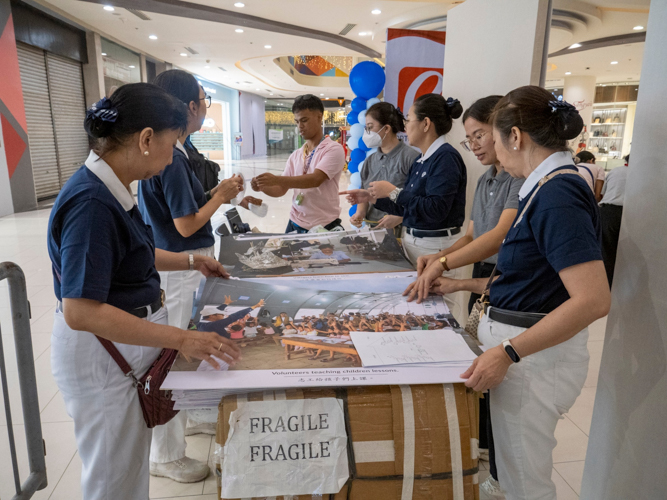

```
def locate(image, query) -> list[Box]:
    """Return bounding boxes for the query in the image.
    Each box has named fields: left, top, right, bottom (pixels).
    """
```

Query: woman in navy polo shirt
left=431, top=86, right=610, bottom=500
left=48, top=84, right=241, bottom=500
left=341, top=93, right=467, bottom=321
left=137, top=70, right=244, bottom=483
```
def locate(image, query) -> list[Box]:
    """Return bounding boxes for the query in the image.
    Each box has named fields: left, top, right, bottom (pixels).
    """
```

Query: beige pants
left=401, top=228, right=466, bottom=324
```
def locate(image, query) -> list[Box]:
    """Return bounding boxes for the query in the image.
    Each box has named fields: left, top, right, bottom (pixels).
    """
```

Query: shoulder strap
left=95, top=336, right=135, bottom=377
left=513, top=169, right=583, bottom=227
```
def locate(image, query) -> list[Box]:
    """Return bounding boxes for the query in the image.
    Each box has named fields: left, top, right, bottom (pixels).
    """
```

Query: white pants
left=51, top=306, right=167, bottom=500
left=478, top=313, right=589, bottom=500
left=150, top=245, right=214, bottom=463
left=401, top=228, right=466, bottom=324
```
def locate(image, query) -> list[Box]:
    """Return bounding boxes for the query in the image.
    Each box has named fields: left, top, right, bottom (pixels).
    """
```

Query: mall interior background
left=1, top=1, right=665, bottom=499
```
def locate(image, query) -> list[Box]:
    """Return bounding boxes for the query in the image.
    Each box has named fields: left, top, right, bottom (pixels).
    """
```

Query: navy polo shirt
left=48, top=153, right=161, bottom=312
left=490, top=166, right=602, bottom=313
left=138, top=145, right=214, bottom=253
left=374, top=141, right=466, bottom=230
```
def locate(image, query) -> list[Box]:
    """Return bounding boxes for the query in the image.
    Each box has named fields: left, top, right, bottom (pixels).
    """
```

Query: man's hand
left=350, top=211, right=364, bottom=228
left=213, top=175, right=243, bottom=203
left=252, top=173, right=282, bottom=191
left=238, top=195, right=263, bottom=210
left=194, top=255, right=230, bottom=279
left=339, top=189, right=375, bottom=205
left=368, top=180, right=397, bottom=199
left=460, top=345, right=513, bottom=392
left=404, top=260, right=447, bottom=303
left=376, top=214, right=403, bottom=229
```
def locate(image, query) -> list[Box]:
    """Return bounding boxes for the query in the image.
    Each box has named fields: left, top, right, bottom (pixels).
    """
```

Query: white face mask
left=362, top=128, right=386, bottom=149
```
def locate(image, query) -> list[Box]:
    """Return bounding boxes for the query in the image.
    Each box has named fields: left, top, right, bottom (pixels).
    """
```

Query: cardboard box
left=216, top=385, right=479, bottom=500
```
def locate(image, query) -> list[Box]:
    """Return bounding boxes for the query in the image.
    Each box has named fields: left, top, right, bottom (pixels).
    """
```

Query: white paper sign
left=221, top=398, right=349, bottom=498
left=268, top=129, right=284, bottom=141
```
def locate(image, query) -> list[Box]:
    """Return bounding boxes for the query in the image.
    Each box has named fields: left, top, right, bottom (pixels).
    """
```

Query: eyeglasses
left=460, top=131, right=489, bottom=152
left=200, top=95, right=212, bottom=108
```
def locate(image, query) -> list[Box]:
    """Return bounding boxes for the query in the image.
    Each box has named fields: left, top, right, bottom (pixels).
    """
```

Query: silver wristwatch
left=389, top=187, right=402, bottom=202
left=188, top=253, right=195, bottom=271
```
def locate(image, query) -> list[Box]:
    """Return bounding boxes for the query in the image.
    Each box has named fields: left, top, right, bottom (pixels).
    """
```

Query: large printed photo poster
left=163, top=279, right=468, bottom=394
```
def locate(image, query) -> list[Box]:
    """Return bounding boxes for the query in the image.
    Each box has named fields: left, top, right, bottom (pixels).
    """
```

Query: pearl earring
left=144, top=151, right=149, bottom=156
left=513, top=147, right=518, bottom=150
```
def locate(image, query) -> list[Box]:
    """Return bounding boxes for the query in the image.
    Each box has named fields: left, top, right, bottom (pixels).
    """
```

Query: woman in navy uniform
left=431, top=86, right=610, bottom=500
left=341, top=93, right=468, bottom=322
left=48, top=83, right=241, bottom=500
left=137, top=69, right=244, bottom=483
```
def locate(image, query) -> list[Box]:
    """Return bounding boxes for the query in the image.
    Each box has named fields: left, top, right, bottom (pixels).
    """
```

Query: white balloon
left=347, top=136, right=359, bottom=150
left=350, top=172, right=361, bottom=188
left=358, top=110, right=367, bottom=127
left=366, top=148, right=377, bottom=158
left=350, top=123, right=364, bottom=139
left=366, top=97, right=381, bottom=109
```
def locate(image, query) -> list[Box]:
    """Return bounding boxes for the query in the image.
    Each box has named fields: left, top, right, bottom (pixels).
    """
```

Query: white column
left=563, top=75, right=596, bottom=130
left=140, top=54, right=148, bottom=83
left=82, top=31, right=105, bottom=107
left=581, top=1, right=667, bottom=498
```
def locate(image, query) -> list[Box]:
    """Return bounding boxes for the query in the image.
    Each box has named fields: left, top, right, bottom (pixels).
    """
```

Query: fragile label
left=221, top=398, right=349, bottom=498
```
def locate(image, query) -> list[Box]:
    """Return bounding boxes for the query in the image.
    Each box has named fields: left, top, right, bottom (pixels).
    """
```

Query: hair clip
left=87, top=97, right=118, bottom=123
left=445, top=97, right=460, bottom=108
left=549, top=94, right=576, bottom=114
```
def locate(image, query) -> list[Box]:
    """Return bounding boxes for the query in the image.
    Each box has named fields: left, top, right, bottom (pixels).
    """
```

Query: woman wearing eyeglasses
left=341, top=93, right=467, bottom=321
left=137, top=69, right=243, bottom=484
left=349, top=102, right=420, bottom=230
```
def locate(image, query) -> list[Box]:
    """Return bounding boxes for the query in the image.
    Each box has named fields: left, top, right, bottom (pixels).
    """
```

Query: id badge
left=295, top=192, right=305, bottom=206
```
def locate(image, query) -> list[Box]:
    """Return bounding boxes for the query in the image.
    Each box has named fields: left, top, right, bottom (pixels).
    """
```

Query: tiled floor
left=0, top=155, right=602, bottom=499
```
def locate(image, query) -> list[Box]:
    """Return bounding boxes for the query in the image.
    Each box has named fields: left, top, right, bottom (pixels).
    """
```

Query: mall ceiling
left=31, top=0, right=650, bottom=97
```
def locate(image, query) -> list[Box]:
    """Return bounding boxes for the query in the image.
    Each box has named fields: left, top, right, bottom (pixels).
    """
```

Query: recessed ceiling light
left=269, top=93, right=274, bottom=95
left=320, top=93, right=324, bottom=96
left=235, top=28, right=244, bottom=33
left=611, top=61, right=618, bottom=64
left=103, top=5, right=115, bottom=11
left=101, top=52, right=107, bottom=56
left=565, top=71, right=571, bottom=75
left=149, top=35, right=158, bottom=40
left=359, top=32, right=368, bottom=36
left=264, top=45, right=272, bottom=49
left=256, top=88, right=260, bottom=91
left=371, top=9, right=381, bottom=14
left=633, top=25, right=644, bottom=30
left=204, top=65, right=210, bottom=69
left=234, top=2, right=245, bottom=7
left=569, top=43, right=581, bottom=49
left=180, top=53, right=188, bottom=57
left=129, top=65, right=135, bottom=68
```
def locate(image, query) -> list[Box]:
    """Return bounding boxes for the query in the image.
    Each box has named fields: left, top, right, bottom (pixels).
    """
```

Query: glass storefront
left=101, top=38, right=141, bottom=97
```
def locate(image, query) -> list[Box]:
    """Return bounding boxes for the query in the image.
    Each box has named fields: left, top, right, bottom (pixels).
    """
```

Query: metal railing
left=1, top=262, right=47, bottom=499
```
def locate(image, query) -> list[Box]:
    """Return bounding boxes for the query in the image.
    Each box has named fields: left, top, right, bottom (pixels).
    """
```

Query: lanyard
left=302, top=136, right=326, bottom=175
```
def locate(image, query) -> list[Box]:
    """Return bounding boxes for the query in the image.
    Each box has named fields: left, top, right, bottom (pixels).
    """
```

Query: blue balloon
left=350, top=123, right=364, bottom=139
left=347, top=160, right=359, bottom=174
left=346, top=111, right=359, bottom=125
left=349, top=61, right=386, bottom=100
left=351, top=148, right=366, bottom=164
left=358, top=138, right=371, bottom=152
left=349, top=205, right=357, bottom=216
left=366, top=97, right=381, bottom=109
left=351, top=97, right=367, bottom=113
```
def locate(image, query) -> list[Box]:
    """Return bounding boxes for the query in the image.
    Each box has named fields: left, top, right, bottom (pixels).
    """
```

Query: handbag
left=464, top=168, right=585, bottom=340
left=96, top=337, right=180, bottom=428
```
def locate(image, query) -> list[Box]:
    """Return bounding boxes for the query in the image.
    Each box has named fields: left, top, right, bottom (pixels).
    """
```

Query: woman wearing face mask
left=137, top=70, right=243, bottom=483
left=431, top=86, right=610, bottom=500
left=350, top=102, right=420, bottom=230
left=341, top=93, right=468, bottom=322
left=48, top=84, right=241, bottom=500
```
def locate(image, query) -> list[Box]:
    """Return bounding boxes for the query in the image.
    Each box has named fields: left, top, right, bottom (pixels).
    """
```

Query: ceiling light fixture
left=101, top=52, right=107, bottom=56
left=565, top=71, right=571, bottom=75
left=359, top=32, right=368, bottom=36
left=611, top=61, right=618, bottom=64
left=149, top=35, right=158, bottom=40
left=269, top=93, right=274, bottom=95
left=235, top=28, right=244, bottom=33
left=180, top=52, right=188, bottom=56
left=103, top=5, right=115, bottom=11
left=569, top=43, right=581, bottom=49
left=264, top=45, right=272, bottom=49
left=204, top=65, right=210, bottom=69
left=371, top=9, right=381, bottom=14
left=234, top=2, right=245, bottom=7
left=256, top=88, right=260, bottom=91
left=633, top=25, right=644, bottom=30
left=320, top=93, right=324, bottom=96
left=129, top=65, right=135, bottom=68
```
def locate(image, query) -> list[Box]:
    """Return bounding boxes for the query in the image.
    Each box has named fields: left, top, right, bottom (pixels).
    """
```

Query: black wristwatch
left=502, top=339, right=521, bottom=363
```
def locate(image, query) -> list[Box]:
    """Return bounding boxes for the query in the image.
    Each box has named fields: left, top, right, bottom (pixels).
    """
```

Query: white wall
left=563, top=75, right=597, bottom=129
left=0, top=116, right=15, bottom=217
left=443, top=0, right=550, bottom=223
left=580, top=1, right=667, bottom=498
